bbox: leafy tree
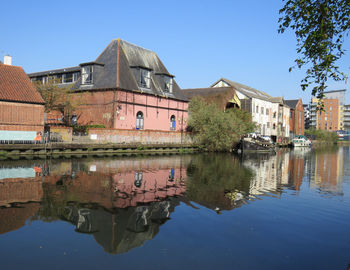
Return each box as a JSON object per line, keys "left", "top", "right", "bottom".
{"left": 305, "top": 128, "right": 338, "bottom": 142}
{"left": 34, "top": 77, "right": 84, "bottom": 124}
{"left": 278, "top": 0, "right": 350, "bottom": 103}
{"left": 187, "top": 97, "right": 255, "bottom": 151}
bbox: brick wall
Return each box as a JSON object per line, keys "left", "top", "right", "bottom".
{"left": 0, "top": 101, "right": 44, "bottom": 132}
{"left": 75, "top": 128, "right": 193, "bottom": 144}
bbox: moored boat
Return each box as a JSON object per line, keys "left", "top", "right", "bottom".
{"left": 291, "top": 135, "right": 312, "bottom": 147}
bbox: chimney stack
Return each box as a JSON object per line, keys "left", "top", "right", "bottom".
{"left": 4, "top": 55, "right": 12, "bottom": 65}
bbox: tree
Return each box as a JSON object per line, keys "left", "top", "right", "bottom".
{"left": 187, "top": 97, "right": 255, "bottom": 151}
{"left": 34, "top": 77, "right": 83, "bottom": 124}
{"left": 278, "top": 0, "right": 350, "bottom": 103}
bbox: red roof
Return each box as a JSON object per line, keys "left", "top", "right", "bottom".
{"left": 0, "top": 64, "right": 45, "bottom": 104}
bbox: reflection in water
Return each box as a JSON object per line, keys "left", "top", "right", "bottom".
{"left": 0, "top": 147, "right": 349, "bottom": 258}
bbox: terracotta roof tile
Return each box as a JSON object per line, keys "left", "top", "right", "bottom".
{"left": 0, "top": 64, "right": 45, "bottom": 104}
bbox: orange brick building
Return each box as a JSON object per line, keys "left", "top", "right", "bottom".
{"left": 0, "top": 63, "right": 45, "bottom": 134}
{"left": 285, "top": 99, "right": 304, "bottom": 137}
{"left": 311, "top": 98, "right": 339, "bottom": 131}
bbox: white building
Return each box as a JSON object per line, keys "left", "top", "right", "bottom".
{"left": 212, "top": 78, "right": 290, "bottom": 141}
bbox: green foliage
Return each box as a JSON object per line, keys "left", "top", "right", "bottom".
{"left": 305, "top": 128, "right": 338, "bottom": 142}
{"left": 278, "top": 0, "right": 350, "bottom": 100}
{"left": 187, "top": 97, "right": 255, "bottom": 152}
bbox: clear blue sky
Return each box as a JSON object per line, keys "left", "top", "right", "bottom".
{"left": 2, "top": 0, "right": 350, "bottom": 103}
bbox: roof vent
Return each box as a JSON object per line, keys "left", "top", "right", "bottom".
{"left": 4, "top": 55, "right": 12, "bottom": 65}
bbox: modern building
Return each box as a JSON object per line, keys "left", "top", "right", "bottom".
{"left": 211, "top": 78, "right": 290, "bottom": 141}
{"left": 344, "top": 104, "right": 350, "bottom": 132}
{"left": 303, "top": 104, "right": 311, "bottom": 130}
{"left": 323, "top": 89, "right": 346, "bottom": 130}
{"left": 285, "top": 99, "right": 304, "bottom": 137}
{"left": 0, "top": 58, "right": 45, "bottom": 140}
{"left": 310, "top": 98, "right": 339, "bottom": 131}
{"left": 28, "top": 39, "right": 188, "bottom": 132}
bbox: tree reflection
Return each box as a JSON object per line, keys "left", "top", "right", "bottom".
{"left": 185, "top": 154, "right": 254, "bottom": 212}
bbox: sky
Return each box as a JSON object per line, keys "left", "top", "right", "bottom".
{"left": 1, "top": 0, "right": 350, "bottom": 103}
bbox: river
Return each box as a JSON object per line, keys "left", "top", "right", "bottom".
{"left": 0, "top": 146, "right": 349, "bottom": 269}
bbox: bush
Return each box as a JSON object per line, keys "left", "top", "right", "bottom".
{"left": 305, "top": 128, "right": 338, "bottom": 143}
{"left": 187, "top": 97, "right": 255, "bottom": 151}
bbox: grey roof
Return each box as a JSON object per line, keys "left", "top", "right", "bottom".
{"left": 285, "top": 99, "right": 299, "bottom": 109}
{"left": 211, "top": 78, "right": 272, "bottom": 101}
{"left": 28, "top": 39, "right": 187, "bottom": 101}
{"left": 28, "top": 66, "right": 80, "bottom": 77}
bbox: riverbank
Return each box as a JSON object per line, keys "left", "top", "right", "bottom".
{"left": 0, "top": 143, "right": 199, "bottom": 159}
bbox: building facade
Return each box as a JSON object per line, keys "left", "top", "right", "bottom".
{"left": 28, "top": 39, "right": 188, "bottom": 132}
{"left": 285, "top": 99, "right": 304, "bottom": 137}
{"left": 321, "top": 90, "right": 346, "bottom": 130}
{"left": 310, "top": 98, "right": 339, "bottom": 131}
{"left": 0, "top": 61, "right": 45, "bottom": 140}
{"left": 344, "top": 104, "right": 350, "bottom": 132}
{"left": 211, "top": 78, "right": 290, "bottom": 141}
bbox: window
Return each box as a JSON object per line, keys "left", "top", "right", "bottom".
{"left": 168, "top": 168, "right": 175, "bottom": 182}
{"left": 273, "top": 123, "right": 276, "bottom": 129}
{"left": 134, "top": 172, "right": 143, "bottom": 187}
{"left": 273, "top": 112, "right": 276, "bottom": 118}
{"left": 42, "top": 76, "right": 48, "bottom": 84}
{"left": 170, "top": 115, "right": 176, "bottom": 131}
{"left": 82, "top": 66, "right": 93, "bottom": 84}
{"left": 73, "top": 72, "right": 80, "bottom": 82}
{"left": 63, "top": 73, "right": 73, "bottom": 83}
{"left": 256, "top": 106, "right": 259, "bottom": 114}
{"left": 136, "top": 111, "right": 144, "bottom": 130}
{"left": 290, "top": 111, "right": 293, "bottom": 118}
{"left": 266, "top": 108, "right": 269, "bottom": 115}
{"left": 140, "top": 68, "right": 151, "bottom": 88}
{"left": 261, "top": 107, "right": 264, "bottom": 114}
{"left": 267, "top": 122, "right": 270, "bottom": 128}
{"left": 164, "top": 76, "right": 173, "bottom": 93}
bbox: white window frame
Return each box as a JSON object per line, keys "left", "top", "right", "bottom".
{"left": 140, "top": 68, "right": 151, "bottom": 89}
{"left": 82, "top": 66, "right": 93, "bottom": 84}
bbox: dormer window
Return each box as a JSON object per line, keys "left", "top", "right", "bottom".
{"left": 82, "top": 66, "right": 93, "bottom": 84}
{"left": 164, "top": 76, "right": 173, "bottom": 93}
{"left": 140, "top": 68, "right": 151, "bottom": 89}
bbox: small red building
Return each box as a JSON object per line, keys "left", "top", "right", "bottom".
{"left": 285, "top": 99, "right": 304, "bottom": 137}
{"left": 0, "top": 62, "right": 45, "bottom": 140}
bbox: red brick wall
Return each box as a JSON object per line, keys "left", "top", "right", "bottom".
{"left": 0, "top": 101, "right": 44, "bottom": 132}
{"left": 83, "top": 128, "right": 193, "bottom": 144}
{"left": 290, "top": 99, "right": 305, "bottom": 136}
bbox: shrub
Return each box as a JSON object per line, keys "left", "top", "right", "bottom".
{"left": 187, "top": 97, "right": 255, "bottom": 151}
{"left": 305, "top": 128, "right": 338, "bottom": 143}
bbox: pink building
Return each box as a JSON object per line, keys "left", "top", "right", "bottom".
{"left": 28, "top": 39, "right": 188, "bottom": 132}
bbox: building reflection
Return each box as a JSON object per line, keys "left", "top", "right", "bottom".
{"left": 0, "top": 147, "right": 348, "bottom": 253}
{"left": 242, "top": 150, "right": 290, "bottom": 196}
{"left": 309, "top": 146, "right": 345, "bottom": 195}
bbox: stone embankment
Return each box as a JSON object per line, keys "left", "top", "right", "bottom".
{"left": 0, "top": 143, "right": 198, "bottom": 159}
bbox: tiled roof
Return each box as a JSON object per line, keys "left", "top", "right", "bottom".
{"left": 0, "top": 64, "right": 45, "bottom": 104}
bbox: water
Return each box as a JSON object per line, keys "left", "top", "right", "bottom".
{"left": 0, "top": 147, "right": 350, "bottom": 270}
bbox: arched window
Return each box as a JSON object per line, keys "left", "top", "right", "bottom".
{"left": 170, "top": 115, "right": 176, "bottom": 130}
{"left": 134, "top": 172, "right": 143, "bottom": 187}
{"left": 136, "top": 111, "right": 144, "bottom": 130}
